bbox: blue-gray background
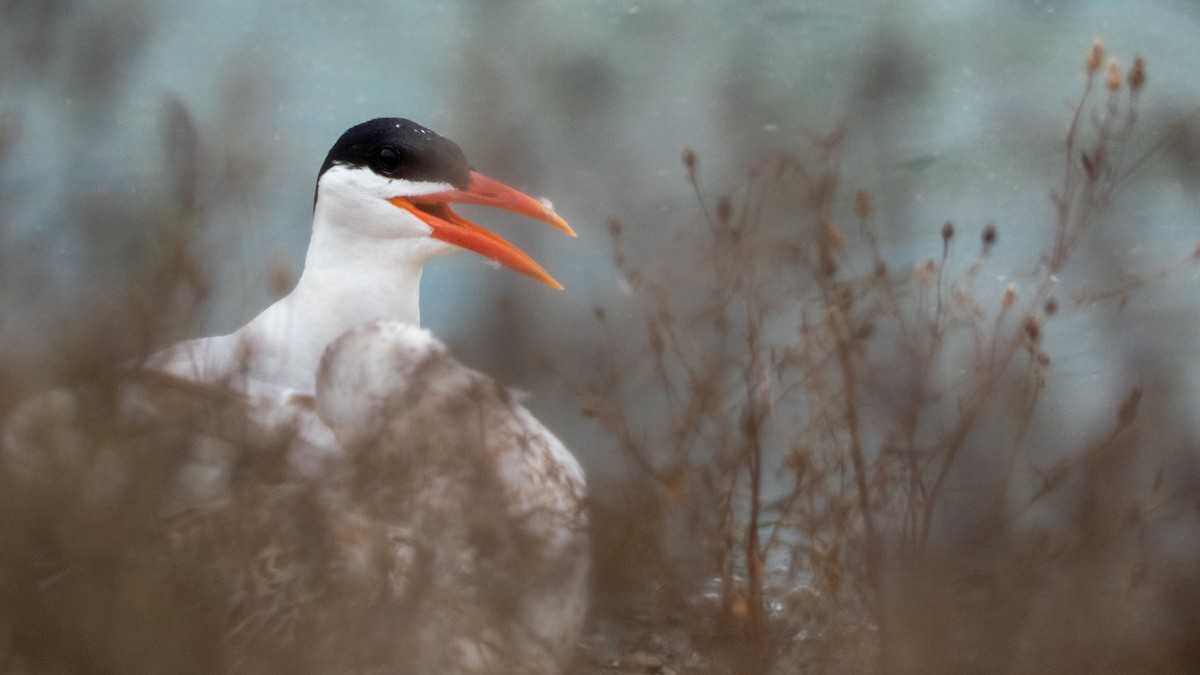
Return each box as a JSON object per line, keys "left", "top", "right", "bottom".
{"left": 2, "top": 0, "right": 1199, "bottom": 488}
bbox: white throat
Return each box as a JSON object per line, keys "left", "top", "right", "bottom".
{"left": 160, "top": 165, "right": 459, "bottom": 392}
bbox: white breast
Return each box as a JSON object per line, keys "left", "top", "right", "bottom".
{"left": 133, "top": 320, "right": 589, "bottom": 674}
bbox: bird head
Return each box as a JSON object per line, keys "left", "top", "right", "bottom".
{"left": 313, "top": 118, "right": 574, "bottom": 289}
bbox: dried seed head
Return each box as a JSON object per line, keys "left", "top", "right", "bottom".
{"left": 785, "top": 446, "right": 811, "bottom": 475}
{"left": 1023, "top": 315, "right": 1041, "bottom": 343}
{"left": 941, "top": 220, "right": 955, "bottom": 243}
{"left": 821, "top": 257, "right": 838, "bottom": 278}
{"left": 608, "top": 217, "right": 623, "bottom": 238}
{"left": 855, "top": 189, "right": 872, "bottom": 220}
{"left": 982, "top": 222, "right": 997, "bottom": 253}
{"left": 580, "top": 400, "right": 601, "bottom": 419}
{"left": 825, "top": 219, "right": 846, "bottom": 253}
{"left": 1002, "top": 283, "right": 1017, "bottom": 310}
{"left": 916, "top": 259, "right": 936, "bottom": 283}
{"left": 716, "top": 194, "right": 733, "bottom": 223}
{"left": 657, "top": 466, "right": 686, "bottom": 505}
{"left": 608, "top": 218, "right": 626, "bottom": 268}
{"left": 1044, "top": 297, "right": 1059, "bottom": 316}
{"left": 1106, "top": 58, "right": 1122, "bottom": 92}
{"left": 592, "top": 305, "right": 607, "bottom": 322}
{"left": 1128, "top": 55, "right": 1146, "bottom": 91}
{"left": 874, "top": 260, "right": 887, "bottom": 278}
{"left": 682, "top": 147, "right": 696, "bottom": 171}
{"left": 853, "top": 320, "right": 875, "bottom": 341}
{"left": 1087, "top": 39, "right": 1105, "bottom": 74}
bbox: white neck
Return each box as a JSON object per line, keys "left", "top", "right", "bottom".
{"left": 157, "top": 165, "right": 460, "bottom": 392}
{"left": 226, "top": 185, "right": 454, "bottom": 391}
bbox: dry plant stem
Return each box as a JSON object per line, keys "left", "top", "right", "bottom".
{"left": 1055, "top": 64, "right": 1096, "bottom": 265}
{"left": 856, "top": 212, "right": 931, "bottom": 539}
{"left": 1019, "top": 386, "right": 1142, "bottom": 515}
{"left": 917, "top": 62, "right": 1143, "bottom": 552}
{"left": 805, "top": 158, "right": 878, "bottom": 561}
{"left": 1072, "top": 253, "right": 1198, "bottom": 305}
{"left": 1116, "top": 103, "right": 1200, "bottom": 187}
{"left": 740, "top": 232, "right": 768, "bottom": 646}
{"left": 989, "top": 339, "right": 1047, "bottom": 520}
{"left": 691, "top": 160, "right": 773, "bottom": 641}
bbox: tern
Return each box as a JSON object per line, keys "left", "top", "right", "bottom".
{"left": 125, "top": 119, "right": 589, "bottom": 673}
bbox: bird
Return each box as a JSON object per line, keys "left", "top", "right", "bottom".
{"left": 152, "top": 117, "right": 575, "bottom": 393}
{"left": 1, "top": 119, "right": 588, "bottom": 674}
{"left": 133, "top": 321, "right": 588, "bottom": 675}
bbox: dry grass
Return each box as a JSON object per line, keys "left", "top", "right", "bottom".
{"left": 574, "top": 43, "right": 1200, "bottom": 674}
{"left": 1, "top": 25, "right": 1199, "bottom": 675}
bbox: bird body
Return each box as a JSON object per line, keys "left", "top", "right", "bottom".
{"left": 144, "top": 322, "right": 587, "bottom": 675}
{"left": 314, "top": 321, "right": 588, "bottom": 674}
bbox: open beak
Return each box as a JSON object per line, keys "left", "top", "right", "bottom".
{"left": 387, "top": 170, "right": 574, "bottom": 289}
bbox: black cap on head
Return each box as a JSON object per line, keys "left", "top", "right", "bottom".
{"left": 317, "top": 118, "right": 473, "bottom": 190}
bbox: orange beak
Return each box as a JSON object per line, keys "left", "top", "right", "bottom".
{"left": 387, "top": 170, "right": 574, "bottom": 289}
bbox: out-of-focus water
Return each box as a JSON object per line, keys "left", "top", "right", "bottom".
{"left": 2, "top": 0, "right": 1199, "bottom": 479}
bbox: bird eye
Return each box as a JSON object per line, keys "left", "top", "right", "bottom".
{"left": 375, "top": 146, "right": 401, "bottom": 173}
